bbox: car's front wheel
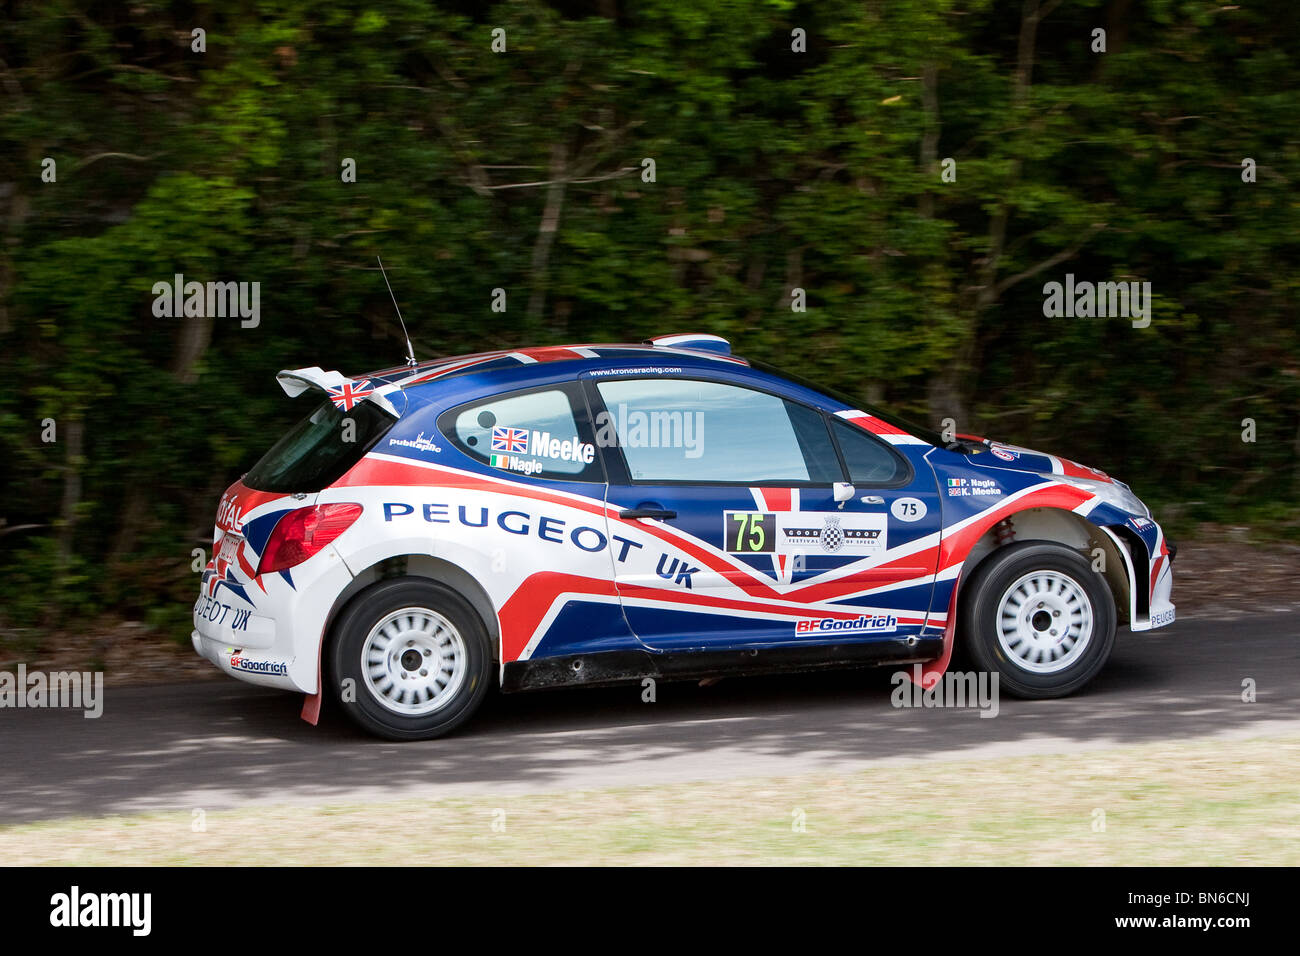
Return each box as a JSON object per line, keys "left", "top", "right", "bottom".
{"left": 329, "top": 578, "right": 492, "bottom": 740}
{"left": 960, "top": 542, "right": 1116, "bottom": 698}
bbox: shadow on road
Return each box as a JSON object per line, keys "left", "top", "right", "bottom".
{"left": 1, "top": 613, "right": 1296, "bottom": 824}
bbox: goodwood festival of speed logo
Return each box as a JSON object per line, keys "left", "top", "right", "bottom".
{"left": 821, "top": 516, "right": 844, "bottom": 552}
{"left": 784, "top": 516, "right": 871, "bottom": 553}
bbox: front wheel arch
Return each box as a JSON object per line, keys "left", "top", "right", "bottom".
{"left": 958, "top": 507, "right": 1131, "bottom": 626}
{"left": 957, "top": 540, "right": 1117, "bottom": 698}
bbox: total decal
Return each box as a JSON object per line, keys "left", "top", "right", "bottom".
{"left": 723, "top": 510, "right": 888, "bottom": 556}
{"left": 489, "top": 426, "right": 594, "bottom": 475}
{"left": 214, "top": 491, "right": 246, "bottom": 533}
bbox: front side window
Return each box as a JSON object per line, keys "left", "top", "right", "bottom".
{"left": 440, "top": 386, "right": 601, "bottom": 482}
{"left": 832, "top": 419, "right": 909, "bottom": 485}
{"left": 594, "top": 378, "right": 838, "bottom": 484}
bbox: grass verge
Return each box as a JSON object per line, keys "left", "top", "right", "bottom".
{"left": 4, "top": 734, "right": 1298, "bottom": 865}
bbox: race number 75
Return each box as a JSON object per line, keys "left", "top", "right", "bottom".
{"left": 725, "top": 512, "right": 775, "bottom": 553}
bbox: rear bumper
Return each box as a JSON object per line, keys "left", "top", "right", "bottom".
{"left": 191, "top": 624, "right": 302, "bottom": 691}
{"left": 191, "top": 543, "right": 355, "bottom": 693}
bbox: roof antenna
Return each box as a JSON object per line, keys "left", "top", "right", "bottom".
{"left": 377, "top": 254, "right": 418, "bottom": 369}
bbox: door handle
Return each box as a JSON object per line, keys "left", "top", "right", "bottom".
{"left": 860, "top": 495, "right": 885, "bottom": 505}
{"left": 619, "top": 507, "right": 677, "bottom": 521}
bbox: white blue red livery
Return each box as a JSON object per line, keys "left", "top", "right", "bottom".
{"left": 193, "top": 334, "right": 1175, "bottom": 739}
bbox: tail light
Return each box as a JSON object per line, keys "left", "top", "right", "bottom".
{"left": 259, "top": 503, "right": 363, "bottom": 575}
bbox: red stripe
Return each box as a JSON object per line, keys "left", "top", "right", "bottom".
{"left": 1059, "top": 458, "right": 1111, "bottom": 481}
{"left": 336, "top": 457, "right": 615, "bottom": 517}
{"left": 761, "top": 487, "right": 793, "bottom": 511}
{"left": 785, "top": 484, "right": 1092, "bottom": 605}
{"left": 499, "top": 571, "right": 928, "bottom": 663}
{"left": 516, "top": 346, "right": 586, "bottom": 363}
{"left": 340, "top": 457, "right": 1092, "bottom": 609}
{"left": 841, "top": 412, "right": 910, "bottom": 437}
{"left": 498, "top": 572, "right": 619, "bottom": 661}
{"left": 404, "top": 352, "right": 510, "bottom": 384}
{"left": 936, "top": 485, "right": 1093, "bottom": 572}
{"left": 619, "top": 583, "right": 926, "bottom": 625}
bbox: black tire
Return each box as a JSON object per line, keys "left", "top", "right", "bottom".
{"left": 960, "top": 541, "right": 1116, "bottom": 699}
{"left": 328, "top": 577, "right": 492, "bottom": 740}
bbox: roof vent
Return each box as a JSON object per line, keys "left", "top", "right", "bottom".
{"left": 645, "top": 333, "right": 731, "bottom": 356}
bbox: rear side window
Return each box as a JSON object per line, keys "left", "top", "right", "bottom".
{"left": 245, "top": 399, "right": 394, "bottom": 493}
{"left": 594, "top": 378, "right": 839, "bottom": 484}
{"left": 440, "top": 386, "right": 602, "bottom": 482}
{"left": 832, "top": 419, "right": 909, "bottom": 485}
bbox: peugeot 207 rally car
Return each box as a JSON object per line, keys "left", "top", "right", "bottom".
{"left": 193, "top": 334, "right": 1175, "bottom": 740}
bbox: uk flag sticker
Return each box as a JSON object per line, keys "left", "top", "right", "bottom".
{"left": 491, "top": 426, "right": 529, "bottom": 454}
{"left": 326, "top": 379, "right": 375, "bottom": 411}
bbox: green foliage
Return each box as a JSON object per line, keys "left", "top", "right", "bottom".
{"left": 1, "top": 0, "right": 1298, "bottom": 625}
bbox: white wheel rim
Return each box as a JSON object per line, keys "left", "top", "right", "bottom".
{"left": 361, "top": 606, "right": 468, "bottom": 716}
{"left": 995, "top": 570, "right": 1094, "bottom": 675}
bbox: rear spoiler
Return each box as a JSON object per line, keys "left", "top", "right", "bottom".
{"left": 276, "top": 367, "right": 404, "bottom": 417}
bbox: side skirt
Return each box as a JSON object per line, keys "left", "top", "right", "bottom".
{"left": 501, "top": 637, "right": 945, "bottom": 693}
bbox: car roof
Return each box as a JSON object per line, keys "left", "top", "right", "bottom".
{"left": 360, "top": 335, "right": 751, "bottom": 392}
{"left": 282, "top": 332, "right": 939, "bottom": 447}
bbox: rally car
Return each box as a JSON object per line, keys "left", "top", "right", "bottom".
{"left": 193, "top": 334, "right": 1175, "bottom": 740}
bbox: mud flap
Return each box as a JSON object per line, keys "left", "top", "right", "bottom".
{"left": 907, "top": 574, "right": 960, "bottom": 691}
{"left": 300, "top": 646, "right": 324, "bottom": 725}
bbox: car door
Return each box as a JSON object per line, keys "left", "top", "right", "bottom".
{"left": 585, "top": 375, "right": 941, "bottom": 651}
{"left": 432, "top": 381, "right": 637, "bottom": 664}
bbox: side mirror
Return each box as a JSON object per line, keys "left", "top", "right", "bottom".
{"left": 833, "top": 482, "right": 855, "bottom": 507}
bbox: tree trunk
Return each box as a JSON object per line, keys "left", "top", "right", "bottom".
{"left": 527, "top": 142, "right": 569, "bottom": 330}
{"left": 53, "top": 416, "right": 85, "bottom": 624}
{"left": 930, "top": 0, "right": 1051, "bottom": 431}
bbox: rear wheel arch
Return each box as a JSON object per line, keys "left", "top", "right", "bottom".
{"left": 326, "top": 575, "right": 493, "bottom": 739}
{"left": 322, "top": 553, "right": 501, "bottom": 668}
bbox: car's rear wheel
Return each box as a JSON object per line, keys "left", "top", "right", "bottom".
{"left": 329, "top": 578, "right": 492, "bottom": 740}
{"left": 960, "top": 542, "right": 1116, "bottom": 698}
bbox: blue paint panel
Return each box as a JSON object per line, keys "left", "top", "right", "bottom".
{"left": 527, "top": 600, "right": 642, "bottom": 659}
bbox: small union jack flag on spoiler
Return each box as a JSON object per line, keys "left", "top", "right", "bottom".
{"left": 491, "top": 426, "right": 529, "bottom": 453}
{"left": 326, "top": 379, "right": 375, "bottom": 411}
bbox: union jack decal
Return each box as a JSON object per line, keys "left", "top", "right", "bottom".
{"left": 491, "top": 426, "right": 529, "bottom": 454}
{"left": 326, "top": 379, "right": 375, "bottom": 411}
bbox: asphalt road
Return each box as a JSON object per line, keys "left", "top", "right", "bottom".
{"left": 2, "top": 612, "right": 1297, "bottom": 825}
